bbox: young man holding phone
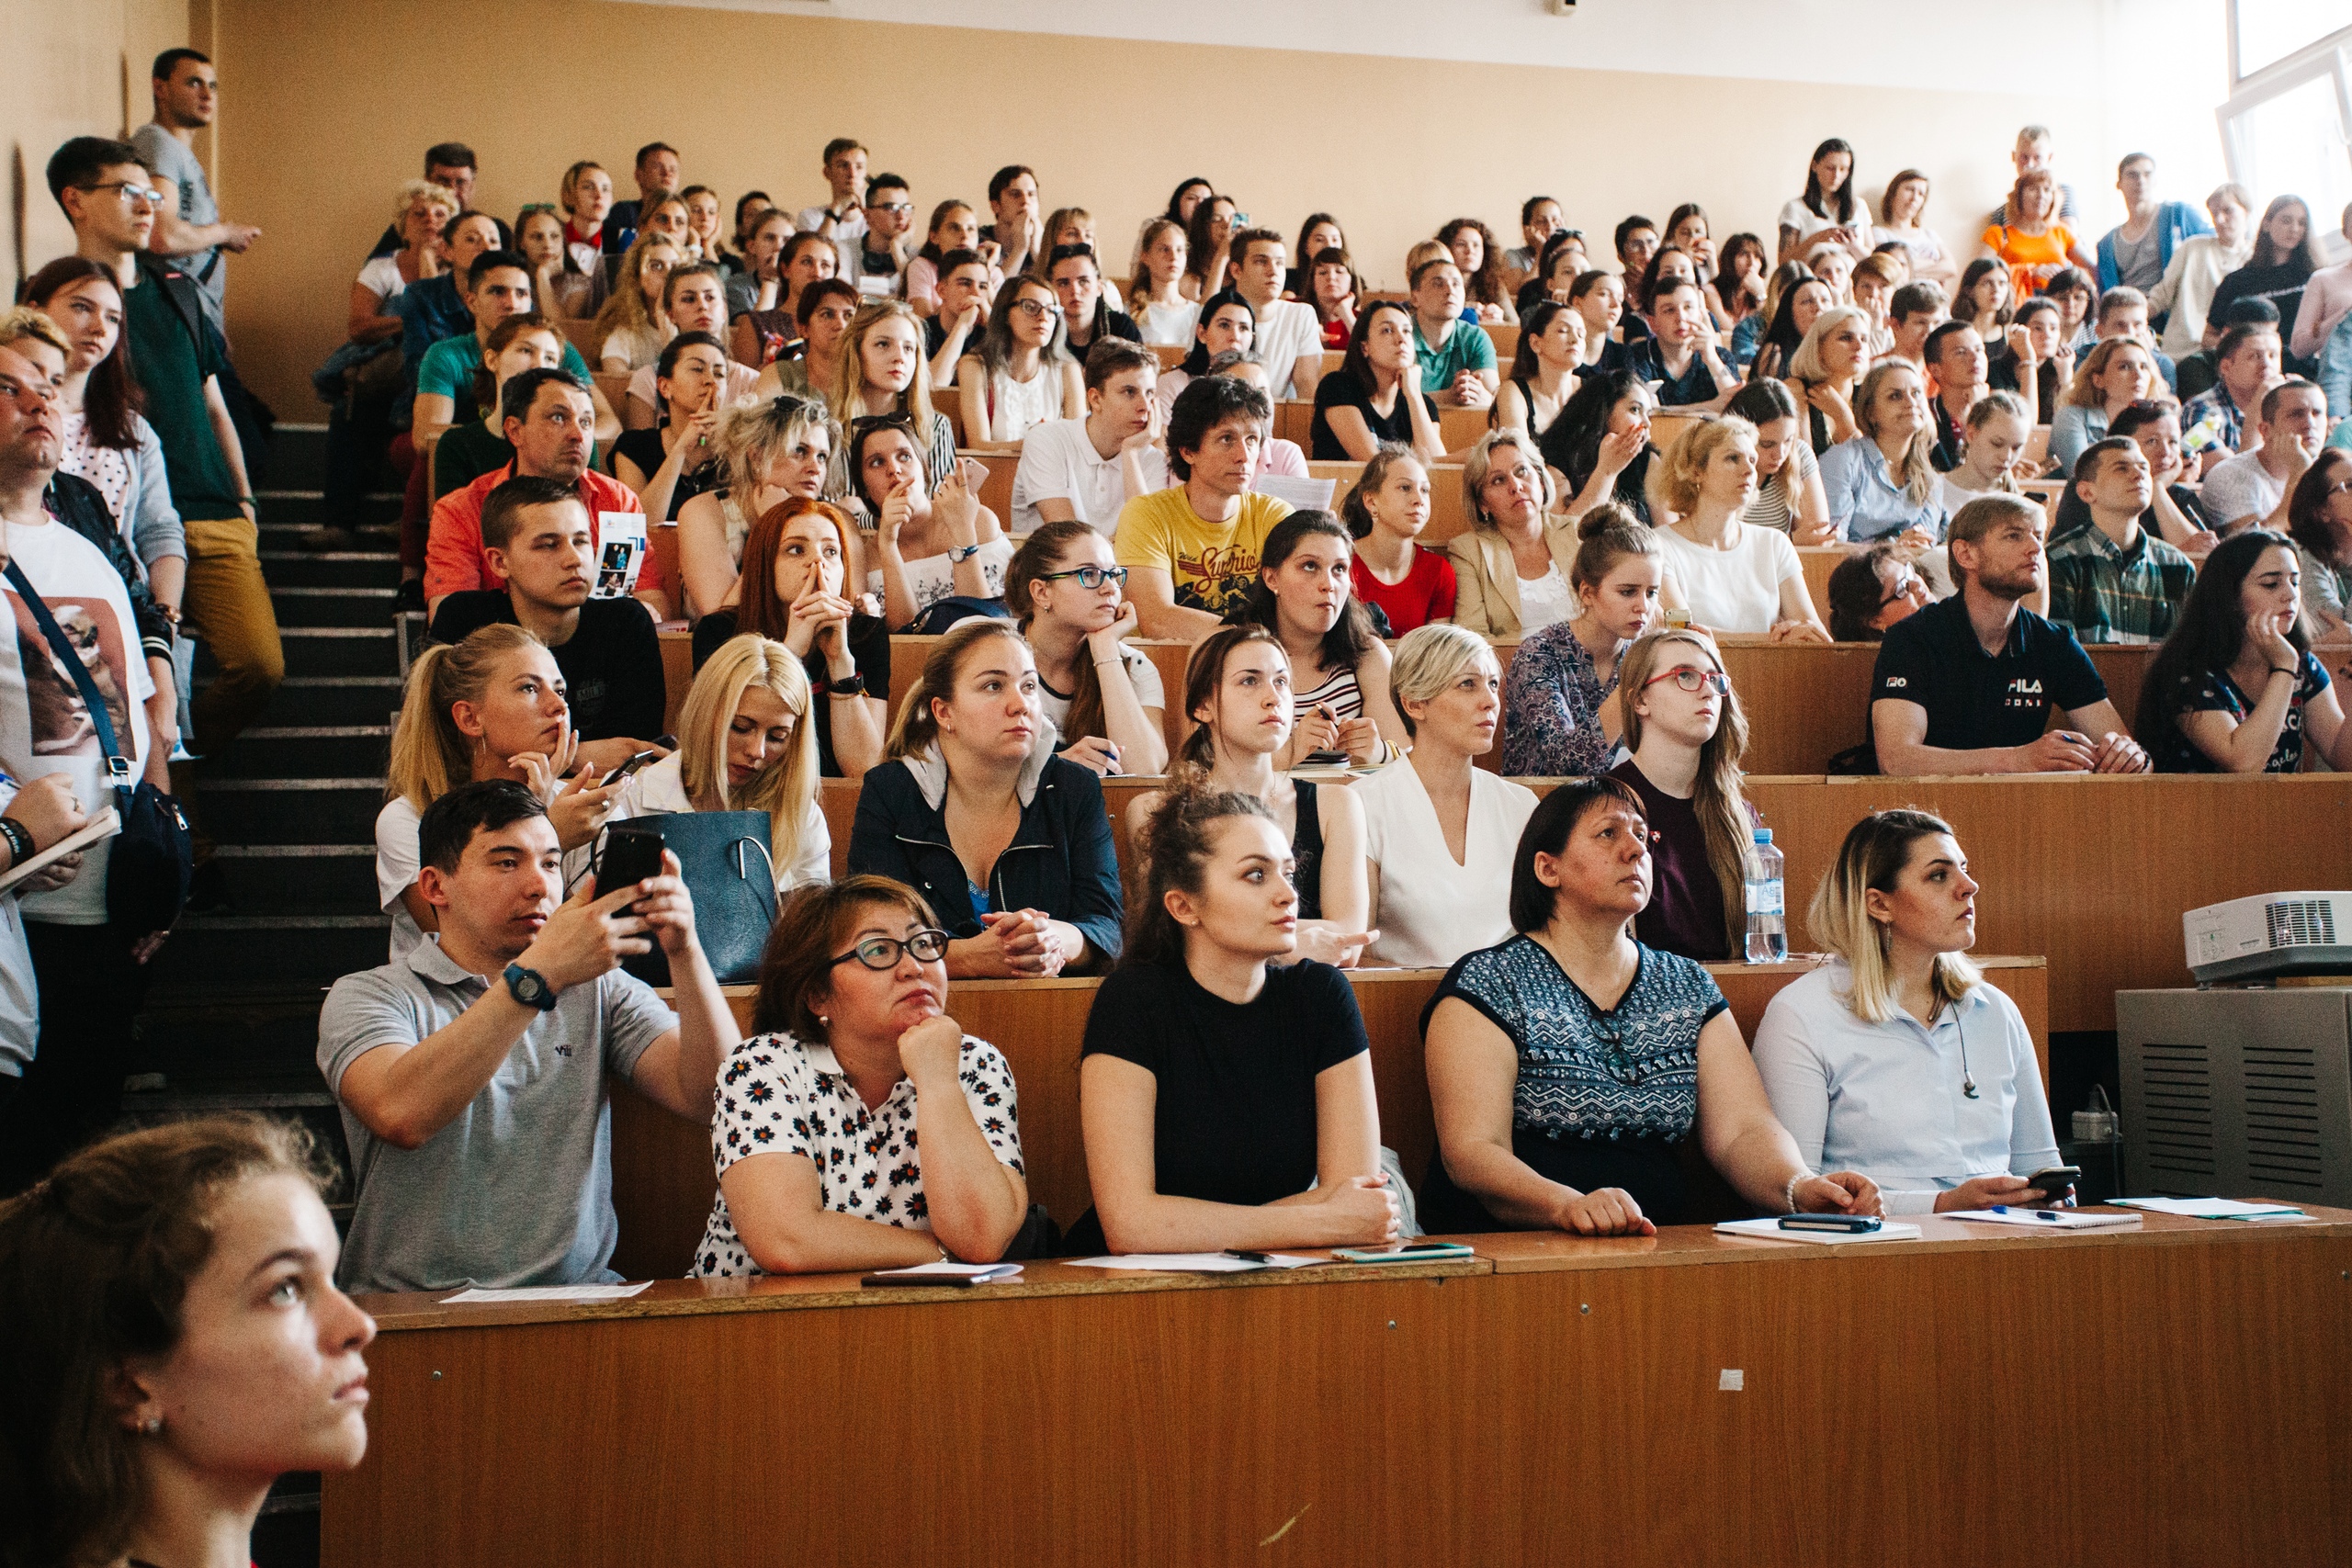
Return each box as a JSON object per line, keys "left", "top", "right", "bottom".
{"left": 427, "top": 476, "right": 669, "bottom": 773}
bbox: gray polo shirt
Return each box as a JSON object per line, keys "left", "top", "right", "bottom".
{"left": 129, "top": 124, "right": 223, "bottom": 330}
{"left": 318, "top": 937, "right": 676, "bottom": 1295}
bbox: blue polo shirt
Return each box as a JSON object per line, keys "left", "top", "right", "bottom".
{"left": 1870, "top": 594, "right": 2106, "bottom": 751}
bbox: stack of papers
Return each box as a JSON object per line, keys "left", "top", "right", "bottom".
{"left": 441, "top": 1282, "right": 652, "bottom": 1303}
{"left": 1944, "top": 1208, "right": 2143, "bottom": 1231}
{"left": 860, "top": 1260, "right": 1023, "bottom": 1286}
{"left": 2111, "top": 1197, "right": 2310, "bottom": 1221}
{"left": 1713, "top": 1218, "right": 1922, "bottom": 1245}
{"left": 1063, "top": 1252, "right": 1322, "bottom": 1272}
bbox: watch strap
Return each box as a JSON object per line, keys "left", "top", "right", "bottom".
{"left": 503, "top": 963, "right": 559, "bottom": 1011}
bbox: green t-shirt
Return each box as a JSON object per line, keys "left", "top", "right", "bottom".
{"left": 1413, "top": 316, "right": 1497, "bottom": 397}
{"left": 415, "top": 333, "right": 593, "bottom": 422}
{"left": 122, "top": 262, "right": 241, "bottom": 522}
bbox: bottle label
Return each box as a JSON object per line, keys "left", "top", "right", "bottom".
{"left": 1746, "top": 877, "right": 1783, "bottom": 917}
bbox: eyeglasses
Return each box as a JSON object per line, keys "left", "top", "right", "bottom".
{"left": 1035, "top": 564, "right": 1128, "bottom": 590}
{"left": 1010, "top": 298, "right": 1055, "bottom": 320}
{"left": 1879, "top": 571, "right": 1926, "bottom": 608}
{"left": 78, "top": 181, "right": 162, "bottom": 209}
{"left": 1642, "top": 666, "right": 1731, "bottom": 695}
{"left": 828, "top": 929, "right": 951, "bottom": 971}
{"left": 871, "top": 202, "right": 914, "bottom": 215}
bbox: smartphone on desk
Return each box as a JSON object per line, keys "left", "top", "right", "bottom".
{"left": 1331, "top": 1242, "right": 1476, "bottom": 1263}
{"left": 1779, "top": 1213, "right": 1883, "bottom": 1234}
{"left": 595, "top": 828, "right": 666, "bottom": 901}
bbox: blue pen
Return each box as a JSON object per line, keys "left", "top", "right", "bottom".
{"left": 1988, "top": 1206, "right": 2064, "bottom": 1221}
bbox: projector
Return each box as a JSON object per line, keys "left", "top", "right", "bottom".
{"left": 2184, "top": 892, "right": 2352, "bottom": 985}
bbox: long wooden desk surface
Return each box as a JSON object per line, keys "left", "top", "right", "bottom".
{"left": 325, "top": 1208, "right": 2352, "bottom": 1567}
{"left": 611, "top": 960, "right": 2047, "bottom": 1281}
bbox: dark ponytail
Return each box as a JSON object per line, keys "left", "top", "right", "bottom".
{"left": 1125, "top": 786, "right": 1278, "bottom": 966}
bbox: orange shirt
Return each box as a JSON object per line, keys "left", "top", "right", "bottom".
{"left": 1981, "top": 222, "right": 2077, "bottom": 302}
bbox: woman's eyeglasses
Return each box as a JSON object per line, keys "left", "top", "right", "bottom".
{"left": 1010, "top": 298, "right": 1056, "bottom": 321}
{"left": 1642, "top": 666, "right": 1731, "bottom": 695}
{"left": 829, "top": 929, "right": 951, "bottom": 971}
{"left": 1035, "top": 565, "right": 1128, "bottom": 590}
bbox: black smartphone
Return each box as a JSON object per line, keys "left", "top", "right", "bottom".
{"left": 610, "top": 749, "right": 659, "bottom": 781}
{"left": 1779, "top": 1213, "right": 1883, "bottom": 1234}
{"left": 596, "top": 828, "right": 665, "bottom": 901}
{"left": 1296, "top": 750, "right": 1351, "bottom": 767}
{"left": 2024, "top": 1166, "right": 2081, "bottom": 1201}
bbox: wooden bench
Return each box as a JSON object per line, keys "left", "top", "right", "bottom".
{"left": 1273, "top": 402, "right": 1490, "bottom": 453}
{"left": 610, "top": 957, "right": 2052, "bottom": 1276}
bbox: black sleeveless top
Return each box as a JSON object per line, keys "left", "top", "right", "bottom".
{"left": 1291, "top": 780, "right": 1325, "bottom": 921}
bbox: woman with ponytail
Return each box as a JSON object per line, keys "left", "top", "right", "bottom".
{"left": 1004, "top": 521, "right": 1168, "bottom": 778}
{"left": 1608, "top": 628, "right": 1762, "bottom": 962}
{"left": 1500, "top": 504, "right": 1665, "bottom": 776}
{"left": 377, "top": 625, "right": 623, "bottom": 960}
{"left": 1124, "top": 626, "right": 1373, "bottom": 968}
{"left": 1070, "top": 788, "right": 1399, "bottom": 1257}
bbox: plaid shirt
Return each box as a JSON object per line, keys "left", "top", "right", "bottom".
{"left": 2179, "top": 383, "right": 2245, "bottom": 460}
{"left": 2046, "top": 523, "right": 2196, "bottom": 645}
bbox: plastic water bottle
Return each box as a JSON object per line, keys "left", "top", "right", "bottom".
{"left": 1744, "top": 828, "right": 1786, "bottom": 964}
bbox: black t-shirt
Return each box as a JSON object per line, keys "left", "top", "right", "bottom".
{"left": 1080, "top": 958, "right": 1368, "bottom": 1210}
{"left": 427, "top": 593, "right": 668, "bottom": 743}
{"left": 1309, "top": 367, "right": 1435, "bottom": 460}
{"left": 691, "top": 609, "right": 889, "bottom": 778}
{"left": 2210, "top": 262, "right": 2313, "bottom": 369}
{"left": 1065, "top": 310, "right": 1144, "bottom": 368}
{"left": 1986, "top": 351, "right": 2061, "bottom": 424}
{"left": 1623, "top": 337, "right": 1723, "bottom": 408}
{"left": 924, "top": 311, "right": 975, "bottom": 362}
{"left": 1928, "top": 393, "right": 1968, "bottom": 472}
{"left": 610, "top": 428, "right": 722, "bottom": 523}
{"left": 1870, "top": 593, "right": 2106, "bottom": 753}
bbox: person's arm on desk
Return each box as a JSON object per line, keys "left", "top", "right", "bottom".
{"left": 1695, "top": 1011, "right": 1883, "bottom": 1217}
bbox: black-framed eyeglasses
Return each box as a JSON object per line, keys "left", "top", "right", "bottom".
{"left": 78, "top": 180, "right": 162, "bottom": 209}
{"left": 828, "top": 929, "right": 951, "bottom": 971}
{"left": 1010, "top": 298, "right": 1055, "bottom": 320}
{"left": 1035, "top": 564, "right": 1127, "bottom": 590}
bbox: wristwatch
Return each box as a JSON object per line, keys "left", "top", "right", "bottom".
{"left": 945, "top": 542, "right": 984, "bottom": 564}
{"left": 503, "top": 963, "right": 559, "bottom": 1011}
{"left": 826, "top": 670, "right": 866, "bottom": 697}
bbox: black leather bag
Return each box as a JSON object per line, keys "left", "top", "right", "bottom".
{"left": 601, "top": 809, "right": 778, "bottom": 987}
{"left": 5, "top": 559, "right": 192, "bottom": 931}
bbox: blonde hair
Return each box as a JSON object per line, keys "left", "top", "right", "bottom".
{"left": 1852, "top": 361, "right": 1939, "bottom": 507}
{"left": 677, "top": 636, "right": 818, "bottom": 875}
{"left": 1405, "top": 238, "right": 1449, "bottom": 276}
{"left": 714, "top": 393, "right": 840, "bottom": 503}
{"left": 395, "top": 178, "right": 458, "bottom": 227}
{"left": 592, "top": 232, "right": 680, "bottom": 343}
{"left": 384, "top": 625, "right": 546, "bottom": 812}
{"left": 2064, "top": 338, "right": 2155, "bottom": 410}
{"left": 1618, "top": 628, "right": 1755, "bottom": 953}
{"left": 828, "top": 299, "right": 938, "bottom": 432}
{"left": 0, "top": 306, "right": 71, "bottom": 360}
{"left": 1785, "top": 304, "right": 1871, "bottom": 385}
{"left": 1958, "top": 389, "right": 2031, "bottom": 492}
{"left": 1805, "top": 807, "right": 1982, "bottom": 1023}
{"left": 885, "top": 618, "right": 1031, "bottom": 759}
{"left": 1462, "top": 428, "right": 1549, "bottom": 527}
{"left": 1659, "top": 414, "right": 1756, "bottom": 515}
{"left": 1388, "top": 623, "right": 1494, "bottom": 741}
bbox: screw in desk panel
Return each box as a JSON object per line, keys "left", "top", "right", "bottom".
{"left": 1387, "top": 1320, "right": 1396, "bottom": 1329}
{"left": 1580, "top": 1303, "right": 1590, "bottom": 1314}
{"left": 430, "top": 1371, "right": 442, "bottom": 1380}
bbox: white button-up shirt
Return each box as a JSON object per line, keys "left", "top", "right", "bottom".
{"left": 1752, "top": 962, "right": 2060, "bottom": 1214}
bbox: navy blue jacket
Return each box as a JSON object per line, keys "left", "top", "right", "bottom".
{"left": 847, "top": 747, "right": 1123, "bottom": 964}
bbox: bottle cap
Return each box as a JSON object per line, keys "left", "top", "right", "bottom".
{"left": 1753, "top": 828, "right": 1771, "bottom": 845}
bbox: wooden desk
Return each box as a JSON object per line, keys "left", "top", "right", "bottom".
{"left": 612, "top": 960, "right": 2047, "bottom": 1280}
{"left": 325, "top": 1210, "right": 2352, "bottom": 1567}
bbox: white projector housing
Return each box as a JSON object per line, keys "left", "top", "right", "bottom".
{"left": 2183, "top": 891, "right": 2352, "bottom": 985}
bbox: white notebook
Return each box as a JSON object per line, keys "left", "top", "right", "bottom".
{"left": 1944, "top": 1208, "right": 2143, "bottom": 1231}
{"left": 1714, "top": 1217, "right": 1922, "bottom": 1245}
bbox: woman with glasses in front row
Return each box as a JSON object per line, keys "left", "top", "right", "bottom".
{"left": 691, "top": 874, "right": 1033, "bottom": 1276}
{"left": 1419, "top": 775, "right": 1883, "bottom": 1237}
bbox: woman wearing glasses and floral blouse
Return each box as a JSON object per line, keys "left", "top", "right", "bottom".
{"left": 691, "top": 874, "right": 1033, "bottom": 1276}
{"left": 1419, "top": 775, "right": 1882, "bottom": 1236}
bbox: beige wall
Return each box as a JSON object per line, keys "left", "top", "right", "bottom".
{"left": 0, "top": 0, "right": 195, "bottom": 301}
{"left": 207, "top": 0, "right": 2101, "bottom": 417}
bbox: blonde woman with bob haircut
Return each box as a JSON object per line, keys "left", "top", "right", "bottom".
{"left": 1782, "top": 302, "right": 1873, "bottom": 455}
{"left": 1654, "top": 416, "right": 1827, "bottom": 640}
{"left": 1354, "top": 624, "right": 1539, "bottom": 968}
{"left": 1753, "top": 807, "right": 2065, "bottom": 1214}
{"left": 377, "top": 625, "right": 623, "bottom": 960}
{"left": 674, "top": 394, "right": 841, "bottom": 620}
{"left": 613, "top": 635, "right": 829, "bottom": 892}
{"left": 1445, "top": 428, "right": 1581, "bottom": 639}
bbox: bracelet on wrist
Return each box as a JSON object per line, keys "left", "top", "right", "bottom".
{"left": 0, "top": 818, "right": 33, "bottom": 865}
{"left": 2273, "top": 665, "right": 2298, "bottom": 678}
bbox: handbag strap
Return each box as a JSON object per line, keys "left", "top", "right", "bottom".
{"left": 729, "top": 836, "right": 775, "bottom": 893}
{"left": 3, "top": 557, "right": 132, "bottom": 804}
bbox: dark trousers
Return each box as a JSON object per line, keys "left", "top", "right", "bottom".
{"left": 0, "top": 921, "right": 146, "bottom": 1194}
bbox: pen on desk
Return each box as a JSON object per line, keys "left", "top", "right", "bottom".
{"left": 1988, "top": 1206, "right": 2064, "bottom": 1221}
{"left": 1223, "top": 1249, "right": 1273, "bottom": 1263}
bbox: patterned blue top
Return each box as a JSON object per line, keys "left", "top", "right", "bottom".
{"left": 1501, "top": 619, "right": 1621, "bottom": 777}
{"left": 1434, "top": 935, "right": 1726, "bottom": 1144}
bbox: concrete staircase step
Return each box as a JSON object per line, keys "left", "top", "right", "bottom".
{"left": 192, "top": 777, "right": 383, "bottom": 843}
{"left": 257, "top": 549, "right": 398, "bottom": 590}
{"left": 250, "top": 675, "right": 403, "bottom": 728}
{"left": 208, "top": 726, "right": 389, "bottom": 779}
{"left": 196, "top": 626, "right": 394, "bottom": 680}
{"left": 268, "top": 586, "right": 400, "bottom": 628}
{"left": 144, "top": 912, "right": 389, "bottom": 987}
{"left": 207, "top": 845, "right": 379, "bottom": 912}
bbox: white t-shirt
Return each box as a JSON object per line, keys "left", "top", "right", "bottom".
{"left": 1034, "top": 643, "right": 1165, "bottom": 744}
{"left": 357, "top": 254, "right": 408, "bottom": 304}
{"left": 1010, "top": 418, "right": 1168, "bottom": 536}
{"left": 1250, "top": 299, "right": 1325, "bottom": 400}
{"left": 1137, "top": 298, "right": 1200, "bottom": 348}
{"left": 1655, "top": 523, "right": 1804, "bottom": 636}
{"left": 868, "top": 536, "right": 1015, "bottom": 623}
{"left": 1357, "top": 761, "right": 1539, "bottom": 970}
{"left": 2199, "top": 449, "right": 2287, "bottom": 532}
{"left": 375, "top": 796, "right": 427, "bottom": 963}
{"left": 1, "top": 518, "right": 156, "bottom": 926}
{"left": 1778, "top": 197, "right": 1859, "bottom": 251}
{"left": 612, "top": 753, "right": 831, "bottom": 892}
{"left": 623, "top": 360, "right": 763, "bottom": 416}
{"left": 601, "top": 320, "right": 674, "bottom": 371}
{"left": 1515, "top": 564, "right": 1576, "bottom": 633}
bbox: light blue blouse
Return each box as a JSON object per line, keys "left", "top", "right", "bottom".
{"left": 2047, "top": 403, "right": 2108, "bottom": 479}
{"left": 1750, "top": 962, "right": 2060, "bottom": 1214}
{"left": 1817, "top": 435, "right": 1946, "bottom": 543}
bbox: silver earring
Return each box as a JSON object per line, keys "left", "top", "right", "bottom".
{"left": 141, "top": 1415, "right": 163, "bottom": 1435}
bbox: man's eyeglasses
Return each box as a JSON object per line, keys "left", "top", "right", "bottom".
{"left": 78, "top": 181, "right": 162, "bottom": 209}
{"left": 870, "top": 202, "right": 914, "bottom": 216}
{"left": 828, "top": 929, "right": 951, "bottom": 971}
{"left": 1035, "top": 565, "right": 1128, "bottom": 591}
{"left": 1642, "top": 666, "right": 1731, "bottom": 695}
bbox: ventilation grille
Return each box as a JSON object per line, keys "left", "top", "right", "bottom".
{"left": 2244, "top": 1043, "right": 2324, "bottom": 1191}
{"left": 2266, "top": 900, "right": 2338, "bottom": 949}
{"left": 2142, "top": 1043, "right": 2215, "bottom": 1179}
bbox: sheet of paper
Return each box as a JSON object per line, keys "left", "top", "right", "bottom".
{"left": 865, "top": 1260, "right": 1024, "bottom": 1280}
{"left": 593, "top": 511, "right": 648, "bottom": 599}
{"left": 1713, "top": 1218, "right": 1923, "bottom": 1245}
{"left": 440, "top": 1282, "right": 652, "bottom": 1303}
{"left": 1943, "top": 1209, "right": 2143, "bottom": 1230}
{"left": 2110, "top": 1197, "right": 2307, "bottom": 1219}
{"left": 1063, "top": 1252, "right": 1321, "bottom": 1272}
{"left": 1253, "top": 473, "right": 1337, "bottom": 512}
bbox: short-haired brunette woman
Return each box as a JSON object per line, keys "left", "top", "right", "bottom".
{"left": 1071, "top": 789, "right": 1399, "bottom": 1256}
{"left": 1754, "top": 808, "right": 2064, "bottom": 1213}
{"left": 692, "top": 874, "right": 1029, "bottom": 1275}
{"left": 0, "top": 1116, "right": 375, "bottom": 1568}
{"left": 1126, "top": 626, "right": 1374, "bottom": 968}
{"left": 1420, "top": 777, "right": 1882, "bottom": 1235}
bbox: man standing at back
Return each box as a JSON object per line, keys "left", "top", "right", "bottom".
{"left": 50, "top": 136, "right": 279, "bottom": 874}
{"left": 129, "top": 49, "right": 262, "bottom": 339}
{"left": 2097, "top": 154, "right": 2211, "bottom": 298}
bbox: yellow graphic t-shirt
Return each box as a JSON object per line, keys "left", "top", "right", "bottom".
{"left": 1112, "top": 488, "right": 1294, "bottom": 620}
